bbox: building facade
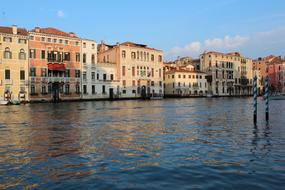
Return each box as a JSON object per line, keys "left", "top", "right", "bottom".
{"left": 164, "top": 65, "right": 207, "bottom": 97}
{"left": 28, "top": 27, "right": 82, "bottom": 102}
{"left": 98, "top": 42, "right": 164, "bottom": 99}
{"left": 0, "top": 25, "right": 29, "bottom": 102}
{"left": 200, "top": 51, "right": 253, "bottom": 96}
{"left": 253, "top": 55, "right": 285, "bottom": 93}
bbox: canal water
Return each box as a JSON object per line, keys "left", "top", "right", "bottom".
{"left": 0, "top": 98, "right": 284, "bottom": 189}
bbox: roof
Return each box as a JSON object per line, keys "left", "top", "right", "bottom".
{"left": 202, "top": 51, "right": 242, "bottom": 57}
{"left": 165, "top": 69, "right": 206, "bottom": 75}
{"left": 100, "top": 41, "right": 162, "bottom": 52}
{"left": 30, "top": 27, "right": 78, "bottom": 38}
{"left": 0, "top": 26, "right": 28, "bottom": 36}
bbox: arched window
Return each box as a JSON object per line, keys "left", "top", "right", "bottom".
{"left": 83, "top": 53, "right": 86, "bottom": 63}
{"left": 4, "top": 47, "right": 12, "bottom": 59}
{"left": 19, "top": 49, "right": 26, "bottom": 60}
{"left": 91, "top": 54, "right": 95, "bottom": 64}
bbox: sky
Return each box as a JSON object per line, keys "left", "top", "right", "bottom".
{"left": 1, "top": 0, "right": 285, "bottom": 60}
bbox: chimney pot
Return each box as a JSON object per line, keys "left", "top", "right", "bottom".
{"left": 12, "top": 25, "right": 17, "bottom": 35}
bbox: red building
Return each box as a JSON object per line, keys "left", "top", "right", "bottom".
{"left": 28, "top": 27, "right": 82, "bottom": 102}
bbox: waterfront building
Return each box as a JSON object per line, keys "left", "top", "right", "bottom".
{"left": 80, "top": 39, "right": 97, "bottom": 99}
{"left": 200, "top": 51, "right": 253, "bottom": 96}
{"left": 253, "top": 55, "right": 285, "bottom": 93}
{"left": 28, "top": 27, "right": 81, "bottom": 102}
{"left": 0, "top": 25, "right": 29, "bottom": 102}
{"left": 94, "top": 62, "right": 120, "bottom": 99}
{"left": 164, "top": 64, "right": 207, "bottom": 97}
{"left": 98, "top": 41, "right": 164, "bottom": 98}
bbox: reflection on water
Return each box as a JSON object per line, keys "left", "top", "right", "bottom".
{"left": 0, "top": 98, "right": 285, "bottom": 189}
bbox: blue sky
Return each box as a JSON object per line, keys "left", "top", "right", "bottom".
{"left": 1, "top": 0, "right": 285, "bottom": 60}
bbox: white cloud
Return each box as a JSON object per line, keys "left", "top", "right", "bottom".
{"left": 167, "top": 27, "right": 285, "bottom": 61}
{"left": 205, "top": 35, "right": 248, "bottom": 49}
{"left": 170, "top": 41, "right": 201, "bottom": 55}
{"left": 56, "top": 10, "right": 65, "bottom": 18}
{"left": 169, "top": 35, "right": 248, "bottom": 58}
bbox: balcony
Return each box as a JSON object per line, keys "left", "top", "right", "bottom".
{"left": 47, "top": 63, "right": 66, "bottom": 71}
{"left": 5, "top": 79, "right": 13, "bottom": 85}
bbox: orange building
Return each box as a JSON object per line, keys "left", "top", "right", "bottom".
{"left": 28, "top": 27, "right": 82, "bottom": 102}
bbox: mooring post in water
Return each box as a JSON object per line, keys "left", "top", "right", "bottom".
{"left": 253, "top": 75, "right": 257, "bottom": 124}
{"left": 265, "top": 75, "right": 269, "bottom": 122}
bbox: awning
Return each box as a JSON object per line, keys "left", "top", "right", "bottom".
{"left": 48, "top": 63, "right": 66, "bottom": 71}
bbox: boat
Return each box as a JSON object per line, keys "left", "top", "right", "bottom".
{"left": 269, "top": 93, "right": 285, "bottom": 100}
{"left": 10, "top": 100, "right": 21, "bottom": 105}
{"left": 150, "top": 96, "right": 163, "bottom": 100}
{"left": 0, "top": 100, "right": 9, "bottom": 105}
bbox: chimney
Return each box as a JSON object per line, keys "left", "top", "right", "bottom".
{"left": 34, "top": 27, "right": 40, "bottom": 33}
{"left": 69, "top": 32, "right": 75, "bottom": 37}
{"left": 12, "top": 25, "right": 17, "bottom": 35}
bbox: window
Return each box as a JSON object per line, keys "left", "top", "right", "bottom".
{"left": 151, "top": 81, "right": 154, "bottom": 86}
{"left": 65, "top": 40, "right": 69, "bottom": 45}
{"left": 29, "top": 49, "right": 36, "bottom": 59}
{"left": 83, "top": 71, "right": 87, "bottom": 81}
{"left": 83, "top": 53, "right": 86, "bottom": 63}
{"left": 103, "top": 74, "right": 107, "bottom": 81}
{"left": 19, "top": 49, "right": 26, "bottom": 60}
{"left": 97, "top": 73, "right": 99, "bottom": 80}
{"left": 132, "top": 67, "right": 135, "bottom": 76}
{"left": 122, "top": 90, "right": 126, "bottom": 94}
{"left": 75, "top": 70, "right": 81, "bottom": 78}
{"left": 92, "top": 72, "right": 95, "bottom": 80}
{"left": 83, "top": 42, "right": 86, "bottom": 48}
{"left": 41, "top": 50, "right": 46, "bottom": 59}
{"left": 64, "top": 52, "right": 70, "bottom": 61}
{"left": 151, "top": 54, "right": 154, "bottom": 61}
{"left": 76, "top": 85, "right": 80, "bottom": 94}
{"left": 41, "top": 37, "right": 45, "bottom": 42}
{"left": 42, "top": 86, "right": 47, "bottom": 94}
{"left": 47, "top": 38, "right": 51, "bottom": 42}
{"left": 5, "top": 70, "right": 10, "bottom": 79}
{"left": 29, "top": 36, "right": 34, "bottom": 40}
{"left": 65, "top": 69, "right": 70, "bottom": 77}
{"left": 131, "top": 52, "right": 136, "bottom": 59}
{"left": 91, "top": 54, "right": 95, "bottom": 64}
{"left": 158, "top": 55, "right": 162, "bottom": 62}
{"left": 65, "top": 84, "right": 70, "bottom": 94}
{"left": 151, "top": 68, "right": 154, "bottom": 77}
{"left": 75, "top": 41, "right": 79, "bottom": 45}
{"left": 122, "top": 66, "right": 126, "bottom": 76}
{"left": 30, "top": 68, "right": 36, "bottom": 77}
{"left": 41, "top": 68, "right": 47, "bottom": 77}
{"left": 4, "top": 37, "right": 12, "bottom": 42}
{"left": 18, "top": 39, "right": 26, "bottom": 44}
{"left": 122, "top": 80, "right": 126, "bottom": 87}
{"left": 20, "top": 70, "right": 25, "bottom": 80}
{"left": 4, "top": 47, "right": 12, "bottom": 59}
{"left": 53, "top": 39, "right": 57, "bottom": 43}
{"left": 59, "top": 39, "right": 63, "bottom": 44}
{"left": 110, "top": 74, "right": 114, "bottom": 81}
{"left": 92, "top": 44, "right": 95, "bottom": 49}
{"left": 147, "top": 53, "right": 149, "bottom": 61}
{"left": 132, "top": 80, "right": 136, "bottom": 86}
{"left": 83, "top": 85, "right": 87, "bottom": 94}
{"left": 92, "top": 85, "right": 95, "bottom": 94}
{"left": 102, "top": 85, "right": 106, "bottom": 94}
{"left": 132, "top": 90, "right": 136, "bottom": 94}
{"left": 31, "top": 85, "right": 35, "bottom": 94}
{"left": 122, "top": 50, "right": 126, "bottom": 58}
{"left": 76, "top": 53, "right": 80, "bottom": 62}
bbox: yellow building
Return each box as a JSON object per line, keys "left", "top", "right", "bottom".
{"left": 200, "top": 51, "right": 253, "bottom": 96}
{"left": 98, "top": 41, "right": 164, "bottom": 98}
{"left": 164, "top": 64, "right": 208, "bottom": 97}
{"left": 0, "top": 25, "right": 29, "bottom": 102}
